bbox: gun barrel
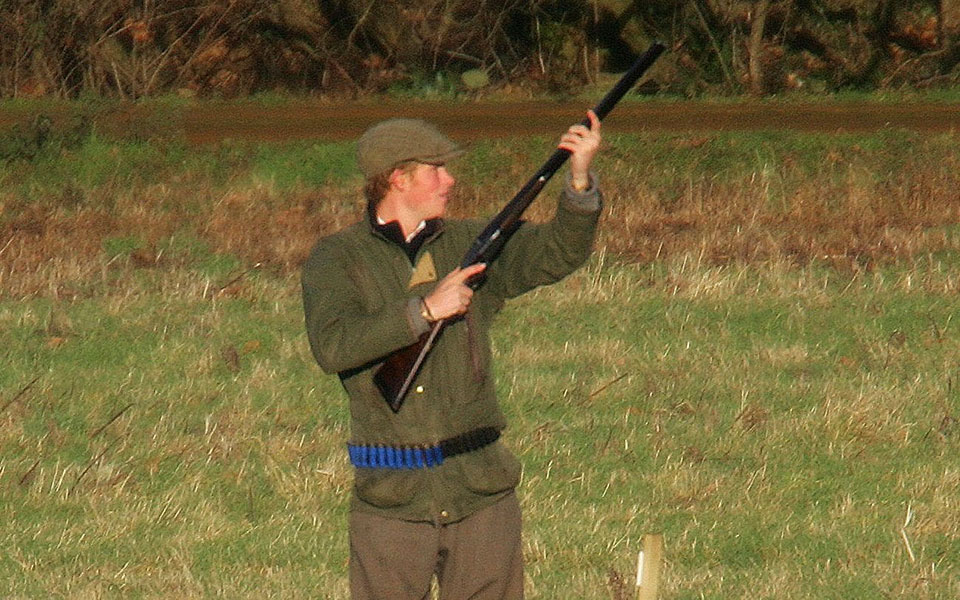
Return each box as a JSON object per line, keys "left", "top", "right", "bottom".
{"left": 374, "top": 42, "right": 667, "bottom": 411}
{"left": 461, "top": 42, "right": 666, "bottom": 270}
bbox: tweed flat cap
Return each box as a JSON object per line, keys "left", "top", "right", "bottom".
{"left": 356, "top": 118, "right": 463, "bottom": 178}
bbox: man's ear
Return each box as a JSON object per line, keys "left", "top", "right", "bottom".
{"left": 388, "top": 167, "right": 408, "bottom": 191}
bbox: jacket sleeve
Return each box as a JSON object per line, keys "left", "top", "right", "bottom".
{"left": 484, "top": 171, "right": 602, "bottom": 300}
{"left": 301, "top": 238, "right": 429, "bottom": 375}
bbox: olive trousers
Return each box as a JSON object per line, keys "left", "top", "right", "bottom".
{"left": 349, "top": 492, "right": 524, "bottom": 600}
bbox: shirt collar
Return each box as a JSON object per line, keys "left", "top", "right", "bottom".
{"left": 367, "top": 204, "right": 444, "bottom": 262}
{"left": 377, "top": 216, "right": 427, "bottom": 243}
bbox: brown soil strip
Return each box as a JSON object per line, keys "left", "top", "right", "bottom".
{"left": 181, "top": 101, "right": 960, "bottom": 144}
{"left": 2, "top": 101, "right": 958, "bottom": 144}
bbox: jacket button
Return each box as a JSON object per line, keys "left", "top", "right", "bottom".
{"left": 415, "top": 385, "right": 425, "bottom": 394}
{"left": 440, "top": 510, "right": 449, "bottom": 519}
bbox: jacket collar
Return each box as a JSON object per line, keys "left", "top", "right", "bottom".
{"left": 366, "top": 201, "right": 445, "bottom": 262}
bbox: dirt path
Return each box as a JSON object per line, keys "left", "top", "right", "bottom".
{"left": 2, "top": 100, "right": 957, "bottom": 144}
{"left": 181, "top": 100, "right": 960, "bottom": 144}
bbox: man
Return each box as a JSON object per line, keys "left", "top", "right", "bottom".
{"left": 301, "top": 111, "right": 602, "bottom": 599}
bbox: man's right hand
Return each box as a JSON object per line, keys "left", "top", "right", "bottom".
{"left": 422, "top": 263, "right": 487, "bottom": 321}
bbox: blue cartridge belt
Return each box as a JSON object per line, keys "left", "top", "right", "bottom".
{"left": 348, "top": 426, "right": 501, "bottom": 469}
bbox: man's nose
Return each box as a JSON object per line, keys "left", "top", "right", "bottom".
{"left": 440, "top": 166, "right": 455, "bottom": 186}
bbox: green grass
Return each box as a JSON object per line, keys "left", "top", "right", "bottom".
{"left": 1, "top": 255, "right": 957, "bottom": 598}
{"left": 1, "top": 114, "right": 958, "bottom": 598}
{"left": 1, "top": 266, "right": 351, "bottom": 598}
{"left": 2, "top": 116, "right": 957, "bottom": 213}
{"left": 501, "top": 259, "right": 959, "bottom": 598}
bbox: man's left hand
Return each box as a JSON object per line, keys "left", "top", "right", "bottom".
{"left": 558, "top": 109, "right": 601, "bottom": 191}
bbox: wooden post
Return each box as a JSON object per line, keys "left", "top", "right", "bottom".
{"left": 636, "top": 533, "right": 664, "bottom": 600}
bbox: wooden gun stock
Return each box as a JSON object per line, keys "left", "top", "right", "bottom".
{"left": 374, "top": 42, "right": 667, "bottom": 412}
{"left": 374, "top": 325, "right": 439, "bottom": 412}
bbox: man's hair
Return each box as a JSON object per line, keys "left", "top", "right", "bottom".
{"left": 364, "top": 161, "right": 419, "bottom": 208}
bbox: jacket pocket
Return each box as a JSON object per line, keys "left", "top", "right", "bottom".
{"left": 456, "top": 442, "right": 521, "bottom": 496}
{"left": 353, "top": 469, "right": 419, "bottom": 509}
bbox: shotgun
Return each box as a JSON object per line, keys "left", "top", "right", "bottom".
{"left": 374, "top": 42, "right": 666, "bottom": 412}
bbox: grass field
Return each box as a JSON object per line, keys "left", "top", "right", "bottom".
{"left": 1, "top": 109, "right": 959, "bottom": 598}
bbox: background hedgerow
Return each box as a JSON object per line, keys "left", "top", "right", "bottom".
{"left": 2, "top": 1, "right": 960, "bottom": 99}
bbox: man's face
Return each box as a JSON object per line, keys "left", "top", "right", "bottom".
{"left": 401, "top": 162, "right": 455, "bottom": 221}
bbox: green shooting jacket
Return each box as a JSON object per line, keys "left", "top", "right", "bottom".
{"left": 302, "top": 174, "right": 602, "bottom": 524}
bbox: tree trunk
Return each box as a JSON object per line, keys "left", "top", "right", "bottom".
{"left": 749, "top": 0, "right": 771, "bottom": 95}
